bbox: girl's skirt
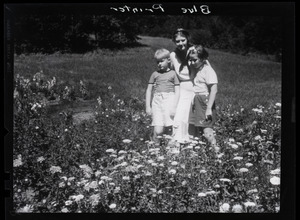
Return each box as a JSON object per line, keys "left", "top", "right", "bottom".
{"left": 189, "top": 93, "right": 216, "bottom": 128}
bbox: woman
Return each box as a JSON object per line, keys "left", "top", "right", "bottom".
{"left": 170, "top": 28, "right": 195, "bottom": 144}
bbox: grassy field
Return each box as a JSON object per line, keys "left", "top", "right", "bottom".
{"left": 12, "top": 36, "right": 282, "bottom": 213}
{"left": 14, "top": 35, "right": 281, "bottom": 113}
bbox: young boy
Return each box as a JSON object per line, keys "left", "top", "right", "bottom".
{"left": 146, "top": 48, "right": 180, "bottom": 143}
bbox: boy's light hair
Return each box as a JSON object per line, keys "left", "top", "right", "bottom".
{"left": 154, "top": 48, "right": 170, "bottom": 60}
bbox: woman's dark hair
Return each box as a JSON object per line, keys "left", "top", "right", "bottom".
{"left": 173, "top": 28, "right": 193, "bottom": 66}
{"left": 172, "top": 28, "right": 190, "bottom": 42}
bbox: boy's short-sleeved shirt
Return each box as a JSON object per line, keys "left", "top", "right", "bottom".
{"left": 193, "top": 64, "right": 218, "bottom": 94}
{"left": 148, "top": 69, "right": 180, "bottom": 93}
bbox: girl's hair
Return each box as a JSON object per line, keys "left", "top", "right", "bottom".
{"left": 154, "top": 48, "right": 170, "bottom": 60}
{"left": 188, "top": 44, "right": 209, "bottom": 60}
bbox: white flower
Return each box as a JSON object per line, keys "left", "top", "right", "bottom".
{"left": 16, "top": 204, "right": 34, "bottom": 213}
{"left": 244, "top": 201, "right": 256, "bottom": 208}
{"left": 260, "top": 129, "right": 268, "bottom": 134}
{"left": 230, "top": 143, "right": 239, "bottom": 149}
{"left": 200, "top": 170, "right": 207, "bottom": 174}
{"left": 157, "top": 189, "right": 163, "bottom": 194}
{"left": 232, "top": 204, "right": 243, "bottom": 213}
{"left": 252, "top": 108, "right": 263, "bottom": 113}
{"left": 270, "top": 168, "right": 280, "bottom": 175}
{"left": 70, "top": 194, "right": 84, "bottom": 202}
{"left": 37, "top": 156, "right": 45, "bottom": 163}
{"left": 169, "top": 148, "right": 180, "bottom": 154}
{"left": 109, "top": 203, "right": 116, "bottom": 209}
{"left": 157, "top": 156, "right": 165, "bottom": 161}
{"left": 247, "top": 189, "right": 258, "bottom": 194}
{"left": 254, "top": 135, "right": 262, "bottom": 141}
{"left": 270, "top": 176, "right": 280, "bottom": 185}
{"left": 219, "top": 203, "right": 230, "bottom": 213}
{"left": 61, "top": 208, "right": 69, "bottom": 213}
{"left": 106, "top": 148, "right": 115, "bottom": 153}
{"left": 59, "top": 182, "right": 66, "bottom": 188}
{"left": 137, "top": 164, "right": 144, "bottom": 169}
{"left": 235, "top": 128, "right": 244, "bottom": 133}
{"left": 114, "top": 187, "right": 121, "bottom": 193}
{"left": 233, "top": 156, "right": 243, "bottom": 161}
{"left": 120, "top": 161, "right": 128, "bottom": 167}
{"left": 220, "top": 178, "right": 231, "bottom": 183}
{"left": 118, "top": 150, "right": 127, "bottom": 154}
{"left": 89, "top": 181, "right": 98, "bottom": 189}
{"left": 168, "top": 169, "right": 176, "bottom": 175}
{"left": 151, "top": 162, "right": 158, "bottom": 167}
{"left": 228, "top": 138, "right": 235, "bottom": 142}
{"left": 245, "top": 163, "right": 253, "bottom": 167}
{"left": 13, "top": 155, "right": 23, "bottom": 167}
{"left": 89, "top": 194, "right": 100, "bottom": 206}
{"left": 95, "top": 171, "right": 102, "bottom": 177}
{"left": 206, "top": 190, "right": 216, "bottom": 195}
{"left": 171, "top": 161, "right": 178, "bottom": 166}
{"left": 239, "top": 168, "right": 249, "bottom": 173}
{"left": 147, "top": 159, "right": 154, "bottom": 164}
{"left": 68, "top": 177, "right": 75, "bottom": 181}
{"left": 79, "top": 164, "right": 93, "bottom": 178}
{"left": 100, "top": 176, "right": 109, "bottom": 181}
{"left": 122, "top": 139, "right": 132, "bottom": 144}
{"left": 65, "top": 200, "right": 73, "bottom": 206}
{"left": 275, "top": 103, "right": 281, "bottom": 107}
{"left": 145, "top": 171, "right": 152, "bottom": 176}
{"left": 49, "top": 166, "right": 62, "bottom": 174}
{"left": 217, "top": 153, "right": 224, "bottom": 158}
{"left": 122, "top": 176, "right": 130, "bottom": 181}
{"left": 198, "top": 192, "right": 207, "bottom": 197}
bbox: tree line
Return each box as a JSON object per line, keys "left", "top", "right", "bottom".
{"left": 13, "top": 14, "right": 282, "bottom": 60}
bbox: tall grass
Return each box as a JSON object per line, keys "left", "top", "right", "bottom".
{"left": 12, "top": 36, "right": 282, "bottom": 213}
{"left": 14, "top": 36, "right": 281, "bottom": 112}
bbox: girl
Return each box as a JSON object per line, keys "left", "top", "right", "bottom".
{"left": 187, "top": 45, "right": 219, "bottom": 152}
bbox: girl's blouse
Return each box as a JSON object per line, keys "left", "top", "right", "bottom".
{"left": 193, "top": 63, "right": 218, "bottom": 94}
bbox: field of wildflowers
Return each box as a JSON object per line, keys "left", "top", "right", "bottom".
{"left": 12, "top": 71, "right": 281, "bottom": 213}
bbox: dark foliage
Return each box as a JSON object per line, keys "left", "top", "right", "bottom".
{"left": 14, "top": 14, "right": 281, "bottom": 60}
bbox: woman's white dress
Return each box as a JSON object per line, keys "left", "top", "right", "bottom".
{"left": 173, "top": 65, "right": 195, "bottom": 143}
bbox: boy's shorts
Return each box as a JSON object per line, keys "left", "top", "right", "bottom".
{"left": 189, "top": 94, "right": 216, "bottom": 127}
{"left": 151, "top": 92, "right": 176, "bottom": 127}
